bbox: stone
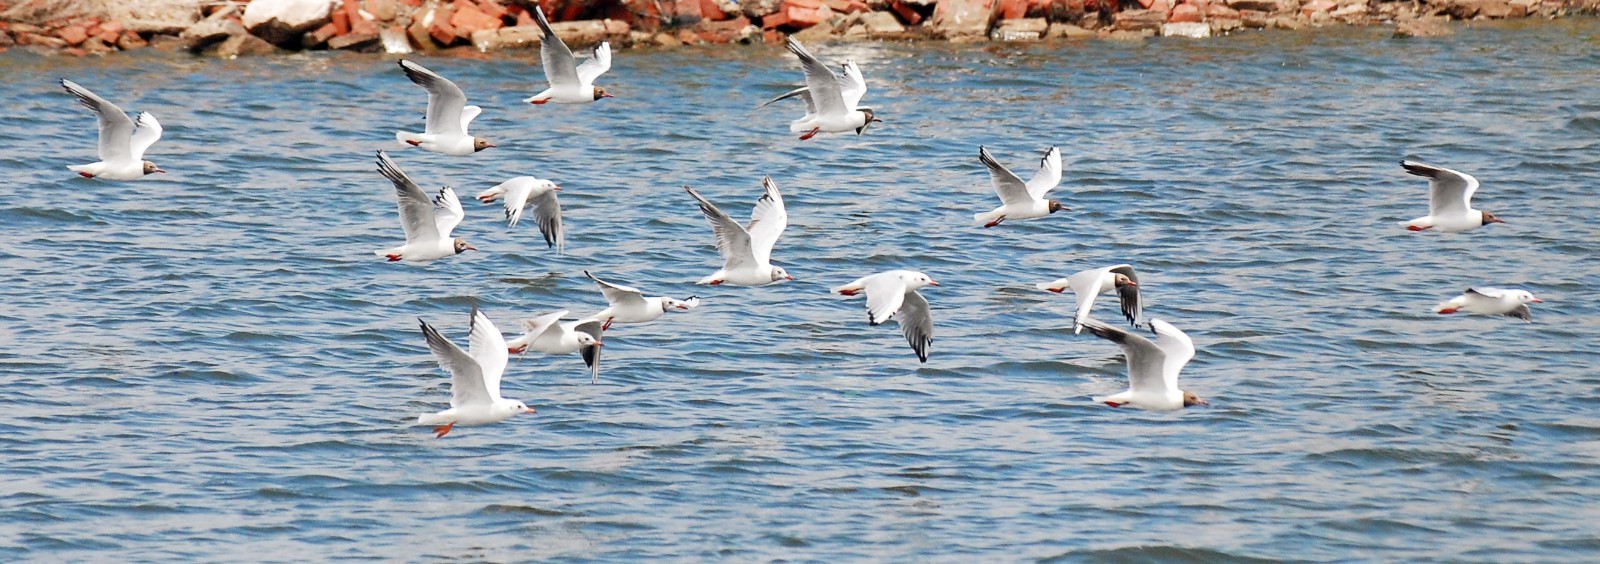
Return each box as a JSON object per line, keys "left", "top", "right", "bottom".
{"left": 1269, "top": 15, "right": 1303, "bottom": 28}
{"left": 701, "top": 0, "right": 733, "bottom": 19}
{"left": 117, "top": 31, "right": 150, "bottom": 50}
{"left": 930, "top": 0, "right": 998, "bottom": 39}
{"left": 180, "top": 17, "right": 247, "bottom": 49}
{"left": 1226, "top": 0, "right": 1282, "bottom": 10}
{"left": 1161, "top": 21, "right": 1210, "bottom": 36}
{"left": 1206, "top": 4, "right": 1239, "bottom": 18}
{"left": 93, "top": 21, "right": 124, "bottom": 43}
{"left": 762, "top": 0, "right": 836, "bottom": 30}
{"left": 450, "top": 2, "right": 504, "bottom": 36}
{"left": 242, "top": 0, "right": 335, "bottom": 46}
{"left": 1508, "top": 0, "right": 1539, "bottom": 16}
{"left": 0, "top": 30, "right": 13, "bottom": 48}
{"left": 999, "top": 0, "right": 1030, "bottom": 18}
{"left": 367, "top": 0, "right": 400, "bottom": 21}
{"left": 860, "top": 10, "right": 906, "bottom": 33}
{"left": 206, "top": 32, "right": 278, "bottom": 57}
{"left": 741, "top": 0, "right": 784, "bottom": 19}
{"left": 470, "top": 20, "right": 630, "bottom": 51}
{"left": 1113, "top": 8, "right": 1165, "bottom": 31}
{"left": 381, "top": 24, "right": 413, "bottom": 52}
{"left": 55, "top": 24, "right": 90, "bottom": 45}
{"left": 822, "top": 0, "right": 873, "bottom": 13}
{"left": 1299, "top": 0, "right": 1334, "bottom": 17}
{"left": 654, "top": 31, "right": 683, "bottom": 46}
{"left": 991, "top": 17, "right": 1046, "bottom": 40}
{"left": 346, "top": 0, "right": 380, "bottom": 35}
{"left": 429, "top": 3, "right": 460, "bottom": 44}
{"left": 475, "top": 0, "right": 507, "bottom": 20}
{"left": 1045, "top": 22, "right": 1094, "bottom": 38}
{"left": 694, "top": 16, "right": 754, "bottom": 42}
{"left": 18, "top": 32, "right": 68, "bottom": 48}
{"left": 328, "top": 30, "right": 381, "bottom": 49}
{"left": 1475, "top": 0, "right": 1515, "bottom": 17}
{"left": 1168, "top": 3, "right": 1203, "bottom": 21}
{"left": 1394, "top": 15, "right": 1451, "bottom": 37}
{"left": 1103, "top": 28, "right": 1154, "bottom": 39}
{"left": 80, "top": 36, "right": 114, "bottom": 54}
{"left": 1210, "top": 14, "right": 1242, "bottom": 31}
{"left": 408, "top": 11, "right": 440, "bottom": 49}
{"left": 304, "top": 22, "right": 340, "bottom": 47}
{"left": 1239, "top": 9, "right": 1269, "bottom": 26}
{"left": 788, "top": 18, "right": 836, "bottom": 40}
{"left": 115, "top": 2, "right": 204, "bottom": 35}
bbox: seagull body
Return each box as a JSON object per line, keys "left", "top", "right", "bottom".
{"left": 506, "top": 310, "right": 604, "bottom": 383}
{"left": 394, "top": 60, "right": 493, "bottom": 156}
{"left": 1037, "top": 264, "right": 1143, "bottom": 333}
{"left": 831, "top": 270, "right": 939, "bottom": 362}
{"left": 778, "top": 38, "right": 879, "bottom": 140}
{"left": 582, "top": 270, "right": 699, "bottom": 330}
{"left": 477, "top": 177, "right": 563, "bottom": 253}
{"left": 60, "top": 79, "right": 164, "bottom": 180}
{"left": 372, "top": 151, "right": 476, "bottom": 263}
{"left": 1399, "top": 160, "right": 1504, "bottom": 232}
{"left": 686, "top": 178, "right": 794, "bottom": 286}
{"left": 416, "top": 307, "right": 535, "bottom": 438}
{"left": 1436, "top": 288, "right": 1540, "bottom": 322}
{"left": 524, "top": 6, "right": 612, "bottom": 104}
{"left": 1081, "top": 318, "right": 1206, "bottom": 410}
{"left": 974, "top": 146, "right": 1066, "bottom": 228}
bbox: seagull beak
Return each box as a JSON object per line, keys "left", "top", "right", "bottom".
{"left": 1123, "top": 280, "right": 1138, "bottom": 287}
{"left": 1197, "top": 399, "right": 1210, "bottom": 406}
{"left": 602, "top": 92, "right": 615, "bottom": 98}
{"left": 553, "top": 185, "right": 562, "bottom": 191}
{"left": 523, "top": 407, "right": 537, "bottom": 414}
{"left": 466, "top": 245, "right": 478, "bottom": 252}
{"left": 1491, "top": 217, "right": 1506, "bottom": 224}
{"left": 593, "top": 341, "right": 605, "bottom": 347}
{"left": 785, "top": 275, "right": 795, "bottom": 281}
{"left": 928, "top": 280, "right": 940, "bottom": 286}
{"left": 1532, "top": 299, "right": 1544, "bottom": 303}
{"left": 676, "top": 304, "right": 689, "bottom": 309}
{"left": 154, "top": 168, "right": 166, "bottom": 173}
{"left": 486, "top": 143, "right": 496, "bottom": 148}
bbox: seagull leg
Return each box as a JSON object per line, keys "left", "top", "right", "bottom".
{"left": 1104, "top": 401, "right": 1123, "bottom": 408}
{"left": 530, "top": 99, "right": 549, "bottom": 105}
{"left": 709, "top": 279, "right": 724, "bottom": 285}
{"left": 433, "top": 423, "right": 455, "bottom": 438}
{"left": 404, "top": 140, "right": 421, "bottom": 147}
{"left": 386, "top": 254, "right": 402, "bottom": 262}
{"left": 78, "top": 172, "right": 95, "bottom": 178}
{"left": 1437, "top": 308, "right": 1459, "bottom": 314}
{"left": 984, "top": 217, "right": 1006, "bottom": 228}
{"left": 798, "top": 128, "right": 820, "bottom": 141}
{"left": 602, "top": 318, "right": 614, "bottom": 331}
{"left": 1407, "top": 225, "right": 1432, "bottom": 231}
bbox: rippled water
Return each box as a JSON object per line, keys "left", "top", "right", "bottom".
{"left": 3, "top": 20, "right": 1600, "bottom": 560}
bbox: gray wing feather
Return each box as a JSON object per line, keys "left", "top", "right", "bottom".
{"left": 785, "top": 38, "right": 847, "bottom": 117}
{"left": 1081, "top": 318, "right": 1168, "bottom": 394}
{"left": 899, "top": 291, "right": 934, "bottom": 363}
{"left": 420, "top": 318, "right": 491, "bottom": 408}
{"left": 399, "top": 60, "right": 467, "bottom": 137}
{"left": 533, "top": 6, "right": 580, "bottom": 87}
{"left": 376, "top": 151, "right": 441, "bottom": 243}
{"left": 61, "top": 79, "right": 135, "bottom": 163}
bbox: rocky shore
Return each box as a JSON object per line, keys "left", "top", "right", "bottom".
{"left": 0, "top": 0, "right": 1596, "bottom": 58}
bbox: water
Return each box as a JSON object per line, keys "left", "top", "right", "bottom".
{"left": 3, "top": 20, "right": 1600, "bottom": 560}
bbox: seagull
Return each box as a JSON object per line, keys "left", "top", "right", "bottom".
{"left": 476, "top": 177, "right": 563, "bottom": 254}
{"left": 394, "top": 60, "right": 493, "bottom": 156}
{"left": 505, "top": 310, "right": 604, "bottom": 384}
{"left": 779, "top": 38, "right": 879, "bottom": 140}
{"left": 1037, "top": 265, "right": 1143, "bottom": 334}
{"left": 831, "top": 270, "right": 938, "bottom": 363}
{"left": 1436, "top": 288, "right": 1541, "bottom": 322}
{"left": 372, "top": 150, "right": 476, "bottom": 262}
{"left": 415, "top": 307, "right": 536, "bottom": 438}
{"left": 1398, "top": 160, "right": 1505, "bottom": 232}
{"left": 524, "top": 6, "right": 612, "bottom": 104}
{"left": 1080, "top": 317, "right": 1207, "bottom": 410}
{"left": 60, "top": 79, "right": 164, "bottom": 180}
{"left": 973, "top": 146, "right": 1066, "bottom": 228}
{"left": 685, "top": 179, "right": 794, "bottom": 286}
{"left": 582, "top": 270, "right": 699, "bottom": 330}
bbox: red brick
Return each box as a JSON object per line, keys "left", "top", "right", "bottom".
{"left": 398, "top": 0, "right": 421, "bottom": 5}
{"left": 1168, "top": 3, "right": 1202, "bottom": 21}
{"left": 331, "top": 9, "right": 351, "bottom": 34}
{"left": 430, "top": 3, "right": 460, "bottom": 44}
{"left": 999, "top": 0, "right": 1028, "bottom": 18}
{"left": 762, "top": 0, "right": 833, "bottom": 29}
{"left": 700, "top": 0, "right": 731, "bottom": 20}
{"left": 696, "top": 15, "right": 750, "bottom": 40}
{"left": 450, "top": 3, "right": 503, "bottom": 35}
{"left": 305, "top": 22, "right": 340, "bottom": 46}
{"left": 476, "top": 0, "right": 507, "bottom": 19}
{"left": 889, "top": 1, "right": 922, "bottom": 25}
{"left": 56, "top": 24, "right": 89, "bottom": 45}
{"left": 117, "top": 30, "right": 147, "bottom": 50}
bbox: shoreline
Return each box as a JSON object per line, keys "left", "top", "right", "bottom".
{"left": 0, "top": 0, "right": 1596, "bottom": 59}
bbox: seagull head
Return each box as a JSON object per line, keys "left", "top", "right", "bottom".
{"left": 1112, "top": 273, "right": 1137, "bottom": 288}
{"left": 142, "top": 161, "right": 164, "bottom": 175}
{"left": 1047, "top": 200, "right": 1069, "bottom": 214}
{"left": 1182, "top": 391, "right": 1208, "bottom": 407}
{"left": 577, "top": 332, "right": 601, "bottom": 347}
{"left": 505, "top": 400, "right": 536, "bottom": 415}
{"left": 592, "top": 86, "right": 614, "bottom": 100}
{"left": 770, "top": 266, "right": 795, "bottom": 283}
{"left": 453, "top": 238, "right": 477, "bottom": 254}
{"left": 856, "top": 109, "right": 881, "bottom": 135}
{"left": 1481, "top": 211, "right": 1506, "bottom": 225}
{"left": 1511, "top": 290, "right": 1542, "bottom": 304}
{"left": 473, "top": 138, "right": 495, "bottom": 152}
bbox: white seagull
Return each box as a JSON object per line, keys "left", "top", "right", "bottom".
{"left": 373, "top": 151, "right": 476, "bottom": 262}
{"left": 1399, "top": 160, "right": 1505, "bottom": 232}
{"left": 831, "top": 270, "right": 939, "bottom": 363}
{"left": 477, "top": 177, "right": 563, "bottom": 254}
{"left": 394, "top": 60, "right": 493, "bottom": 156}
{"left": 1037, "top": 264, "right": 1143, "bottom": 334}
{"left": 60, "top": 79, "right": 164, "bottom": 180}
{"left": 506, "top": 310, "right": 605, "bottom": 384}
{"left": 582, "top": 270, "right": 699, "bottom": 330}
{"left": 685, "top": 179, "right": 794, "bottom": 286}
{"left": 779, "top": 38, "right": 879, "bottom": 140}
{"left": 1081, "top": 317, "right": 1207, "bottom": 410}
{"left": 1435, "top": 288, "right": 1541, "bottom": 322}
{"left": 974, "top": 146, "right": 1066, "bottom": 228}
{"left": 416, "top": 307, "right": 536, "bottom": 438}
{"left": 524, "top": 6, "right": 613, "bottom": 104}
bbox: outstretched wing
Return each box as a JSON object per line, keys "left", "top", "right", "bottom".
{"left": 898, "top": 290, "right": 933, "bottom": 363}
{"left": 432, "top": 186, "right": 465, "bottom": 237}
{"left": 376, "top": 151, "right": 441, "bottom": 244}
{"left": 1401, "top": 160, "right": 1479, "bottom": 217}
{"left": 980, "top": 146, "right": 1033, "bottom": 206}
{"left": 573, "top": 320, "right": 604, "bottom": 384}
{"left": 61, "top": 79, "right": 136, "bottom": 163}
{"left": 586, "top": 270, "right": 648, "bottom": 309}
{"left": 840, "top": 60, "right": 867, "bottom": 110}
{"left": 527, "top": 187, "right": 564, "bottom": 254}
{"left": 399, "top": 60, "right": 469, "bottom": 137}
{"left": 1080, "top": 318, "right": 1169, "bottom": 395}
{"left": 466, "top": 306, "right": 508, "bottom": 399}
{"left": 1108, "top": 265, "right": 1142, "bottom": 329}
{"left": 533, "top": 6, "right": 580, "bottom": 87}
{"left": 1024, "top": 146, "right": 1062, "bottom": 199}
{"left": 745, "top": 177, "right": 787, "bottom": 265}
{"left": 786, "top": 38, "right": 847, "bottom": 117}
{"left": 420, "top": 317, "right": 491, "bottom": 408}
{"left": 576, "top": 41, "right": 611, "bottom": 86}
{"left": 863, "top": 274, "right": 908, "bottom": 326}
{"left": 685, "top": 186, "right": 757, "bottom": 270}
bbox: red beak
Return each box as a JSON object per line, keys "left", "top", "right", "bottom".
{"left": 784, "top": 275, "right": 795, "bottom": 281}
{"left": 928, "top": 280, "right": 940, "bottom": 286}
{"left": 465, "top": 245, "right": 478, "bottom": 252}
{"left": 1532, "top": 299, "right": 1543, "bottom": 303}
{"left": 553, "top": 185, "right": 562, "bottom": 191}
{"left": 523, "top": 407, "right": 537, "bottom": 414}
{"left": 154, "top": 168, "right": 166, "bottom": 173}
{"left": 602, "top": 92, "right": 615, "bottom": 98}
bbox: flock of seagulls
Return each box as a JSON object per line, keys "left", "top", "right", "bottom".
{"left": 55, "top": 11, "right": 1543, "bottom": 435}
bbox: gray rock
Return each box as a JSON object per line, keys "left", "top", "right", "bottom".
{"left": 205, "top": 33, "right": 279, "bottom": 58}
{"left": 991, "top": 17, "right": 1046, "bottom": 41}
{"left": 243, "top": 0, "right": 335, "bottom": 47}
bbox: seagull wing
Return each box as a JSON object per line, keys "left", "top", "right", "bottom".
{"left": 1108, "top": 264, "right": 1142, "bottom": 328}
{"left": 840, "top": 60, "right": 868, "bottom": 110}
{"left": 685, "top": 186, "right": 757, "bottom": 270}
{"left": 1081, "top": 318, "right": 1170, "bottom": 395}
{"left": 420, "top": 318, "right": 492, "bottom": 408}
{"left": 1066, "top": 266, "right": 1112, "bottom": 333}
{"left": 1147, "top": 319, "right": 1195, "bottom": 391}
{"left": 745, "top": 177, "right": 787, "bottom": 265}
{"left": 527, "top": 187, "right": 564, "bottom": 254}
{"left": 575, "top": 41, "right": 611, "bottom": 86}
{"left": 466, "top": 306, "right": 508, "bottom": 399}
{"left": 1401, "top": 160, "right": 1479, "bottom": 217}
{"left": 399, "top": 60, "right": 468, "bottom": 137}
{"left": 586, "top": 270, "right": 648, "bottom": 309}
{"left": 980, "top": 146, "right": 1034, "bottom": 206}
{"left": 1024, "top": 146, "right": 1062, "bottom": 199}
{"left": 376, "top": 151, "right": 441, "bottom": 244}
{"left": 898, "top": 290, "right": 934, "bottom": 363}
{"left": 61, "top": 79, "right": 135, "bottom": 163}
{"left": 786, "top": 38, "right": 847, "bottom": 117}
{"left": 432, "top": 186, "right": 465, "bottom": 237}
{"left": 521, "top": 310, "right": 568, "bottom": 344}
{"left": 533, "top": 6, "right": 580, "bottom": 88}
{"left": 572, "top": 320, "right": 604, "bottom": 384}
{"left": 864, "top": 274, "right": 908, "bottom": 326}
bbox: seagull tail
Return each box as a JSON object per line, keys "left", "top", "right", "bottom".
{"left": 417, "top": 412, "right": 450, "bottom": 426}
